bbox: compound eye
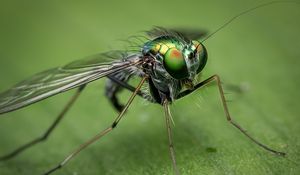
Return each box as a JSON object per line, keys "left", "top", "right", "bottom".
{"left": 192, "top": 41, "right": 207, "bottom": 73}
{"left": 163, "top": 48, "right": 189, "bottom": 79}
{"left": 192, "top": 40, "right": 201, "bottom": 52}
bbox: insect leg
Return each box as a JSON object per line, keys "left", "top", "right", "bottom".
{"left": 107, "top": 75, "right": 143, "bottom": 96}
{"left": 177, "top": 74, "right": 286, "bottom": 156}
{"left": 0, "top": 85, "right": 86, "bottom": 161}
{"left": 43, "top": 76, "right": 148, "bottom": 175}
{"left": 106, "top": 75, "right": 144, "bottom": 112}
{"left": 163, "top": 99, "right": 180, "bottom": 175}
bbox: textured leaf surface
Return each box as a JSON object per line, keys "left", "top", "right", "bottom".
{"left": 0, "top": 0, "right": 299, "bottom": 175}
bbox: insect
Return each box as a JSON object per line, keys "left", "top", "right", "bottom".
{"left": 0, "top": 1, "right": 294, "bottom": 175}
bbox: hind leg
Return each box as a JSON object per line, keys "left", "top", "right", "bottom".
{"left": 0, "top": 85, "right": 86, "bottom": 161}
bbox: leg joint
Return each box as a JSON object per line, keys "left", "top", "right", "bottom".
{"left": 39, "top": 134, "right": 48, "bottom": 141}
{"left": 111, "top": 122, "right": 117, "bottom": 128}
{"left": 211, "top": 74, "right": 221, "bottom": 82}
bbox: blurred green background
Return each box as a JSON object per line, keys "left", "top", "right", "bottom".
{"left": 0, "top": 0, "right": 300, "bottom": 174}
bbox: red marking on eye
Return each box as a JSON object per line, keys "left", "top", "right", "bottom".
{"left": 170, "top": 49, "right": 181, "bottom": 59}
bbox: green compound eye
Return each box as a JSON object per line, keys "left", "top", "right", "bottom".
{"left": 194, "top": 42, "right": 207, "bottom": 73}
{"left": 163, "top": 48, "right": 189, "bottom": 79}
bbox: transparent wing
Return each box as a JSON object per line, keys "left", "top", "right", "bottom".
{"left": 0, "top": 52, "right": 142, "bottom": 114}
{"left": 147, "top": 26, "right": 208, "bottom": 41}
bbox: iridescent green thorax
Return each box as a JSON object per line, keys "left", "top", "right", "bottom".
{"left": 142, "top": 36, "right": 184, "bottom": 58}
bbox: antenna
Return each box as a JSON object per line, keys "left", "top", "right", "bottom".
{"left": 201, "top": 1, "right": 299, "bottom": 43}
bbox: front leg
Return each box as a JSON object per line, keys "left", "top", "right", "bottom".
{"left": 177, "top": 74, "right": 286, "bottom": 156}
{"left": 163, "top": 99, "right": 180, "bottom": 175}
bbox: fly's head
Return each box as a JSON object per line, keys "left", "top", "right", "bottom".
{"left": 162, "top": 40, "right": 207, "bottom": 89}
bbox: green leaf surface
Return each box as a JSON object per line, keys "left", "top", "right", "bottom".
{"left": 0, "top": 0, "right": 299, "bottom": 175}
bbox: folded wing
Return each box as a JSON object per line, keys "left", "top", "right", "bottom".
{"left": 0, "top": 53, "right": 142, "bottom": 114}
